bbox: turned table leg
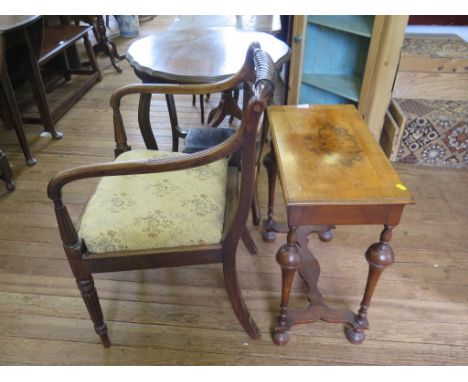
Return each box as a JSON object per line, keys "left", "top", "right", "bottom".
{"left": 137, "top": 93, "right": 159, "bottom": 150}
{"left": 273, "top": 225, "right": 302, "bottom": 346}
{"left": 0, "top": 69, "right": 37, "bottom": 166}
{"left": 165, "top": 94, "right": 188, "bottom": 152}
{"left": 345, "top": 225, "right": 395, "bottom": 344}
{"left": 262, "top": 147, "right": 278, "bottom": 242}
{"left": 24, "top": 30, "right": 64, "bottom": 140}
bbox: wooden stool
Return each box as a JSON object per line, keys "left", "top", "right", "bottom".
{"left": 263, "top": 104, "right": 414, "bottom": 345}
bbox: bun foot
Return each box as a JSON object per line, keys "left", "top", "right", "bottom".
{"left": 344, "top": 325, "right": 366, "bottom": 344}
{"left": 52, "top": 131, "right": 64, "bottom": 139}
{"left": 26, "top": 157, "right": 38, "bottom": 166}
{"left": 272, "top": 330, "right": 289, "bottom": 346}
{"left": 319, "top": 229, "right": 333, "bottom": 242}
{"left": 6, "top": 181, "right": 15, "bottom": 191}
{"left": 262, "top": 230, "right": 276, "bottom": 242}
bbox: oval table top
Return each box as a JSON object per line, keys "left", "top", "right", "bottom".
{"left": 126, "top": 27, "right": 291, "bottom": 83}
{"left": 0, "top": 15, "right": 40, "bottom": 33}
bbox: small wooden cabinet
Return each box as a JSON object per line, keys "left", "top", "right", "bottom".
{"left": 287, "top": 15, "right": 409, "bottom": 141}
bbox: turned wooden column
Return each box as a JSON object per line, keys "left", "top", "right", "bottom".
{"left": 273, "top": 226, "right": 302, "bottom": 346}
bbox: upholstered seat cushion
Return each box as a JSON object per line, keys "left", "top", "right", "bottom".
{"left": 78, "top": 150, "right": 228, "bottom": 253}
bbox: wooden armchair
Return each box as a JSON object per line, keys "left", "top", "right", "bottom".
{"left": 47, "top": 43, "right": 275, "bottom": 347}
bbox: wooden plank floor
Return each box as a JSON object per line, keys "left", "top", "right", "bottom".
{"left": 1, "top": 16, "right": 468, "bottom": 365}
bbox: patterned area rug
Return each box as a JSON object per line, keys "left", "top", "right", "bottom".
{"left": 394, "top": 98, "right": 468, "bottom": 167}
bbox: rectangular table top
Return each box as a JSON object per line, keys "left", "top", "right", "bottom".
{"left": 268, "top": 104, "right": 414, "bottom": 207}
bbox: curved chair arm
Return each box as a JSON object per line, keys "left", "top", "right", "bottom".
{"left": 47, "top": 128, "right": 245, "bottom": 248}
{"left": 111, "top": 80, "right": 250, "bottom": 155}
{"left": 48, "top": 128, "right": 244, "bottom": 204}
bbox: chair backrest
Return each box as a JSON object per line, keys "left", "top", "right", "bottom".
{"left": 110, "top": 42, "right": 274, "bottom": 155}
{"left": 221, "top": 43, "right": 276, "bottom": 244}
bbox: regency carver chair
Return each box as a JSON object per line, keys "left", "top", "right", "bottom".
{"left": 47, "top": 42, "right": 275, "bottom": 347}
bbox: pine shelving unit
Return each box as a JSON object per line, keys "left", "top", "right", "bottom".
{"left": 288, "top": 15, "right": 409, "bottom": 140}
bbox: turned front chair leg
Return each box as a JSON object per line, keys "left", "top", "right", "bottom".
{"left": 77, "top": 275, "right": 111, "bottom": 348}
{"left": 273, "top": 226, "right": 302, "bottom": 346}
{"left": 262, "top": 147, "right": 277, "bottom": 242}
{"left": 345, "top": 225, "right": 395, "bottom": 344}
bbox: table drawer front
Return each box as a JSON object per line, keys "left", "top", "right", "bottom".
{"left": 288, "top": 204, "right": 405, "bottom": 226}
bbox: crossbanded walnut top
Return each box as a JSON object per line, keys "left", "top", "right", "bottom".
{"left": 267, "top": 104, "right": 415, "bottom": 206}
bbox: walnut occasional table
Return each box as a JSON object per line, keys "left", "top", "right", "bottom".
{"left": 263, "top": 104, "right": 414, "bottom": 345}
{"left": 125, "top": 27, "right": 290, "bottom": 150}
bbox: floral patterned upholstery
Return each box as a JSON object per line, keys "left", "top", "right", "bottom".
{"left": 78, "top": 150, "right": 228, "bottom": 253}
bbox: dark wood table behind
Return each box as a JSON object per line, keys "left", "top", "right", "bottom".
{"left": 0, "top": 15, "right": 42, "bottom": 165}
{"left": 125, "top": 26, "right": 291, "bottom": 150}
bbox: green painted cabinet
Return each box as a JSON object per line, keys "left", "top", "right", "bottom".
{"left": 300, "top": 16, "right": 374, "bottom": 104}
{"left": 288, "top": 15, "right": 408, "bottom": 140}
